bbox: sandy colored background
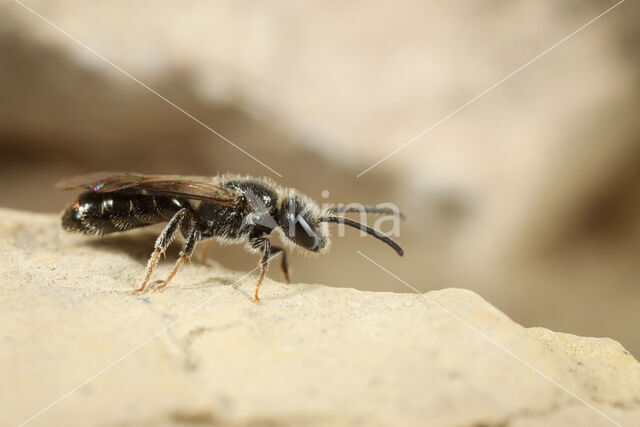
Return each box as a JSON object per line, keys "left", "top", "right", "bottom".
{"left": 1, "top": 0, "right": 639, "bottom": 361}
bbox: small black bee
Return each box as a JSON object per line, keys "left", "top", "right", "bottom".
{"left": 58, "top": 172, "right": 404, "bottom": 301}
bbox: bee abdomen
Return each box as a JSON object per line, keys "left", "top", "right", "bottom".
{"left": 62, "top": 192, "right": 187, "bottom": 235}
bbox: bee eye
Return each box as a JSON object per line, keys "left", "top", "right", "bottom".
{"left": 294, "top": 214, "right": 319, "bottom": 251}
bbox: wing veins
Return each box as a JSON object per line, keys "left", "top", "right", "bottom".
{"left": 56, "top": 172, "right": 243, "bottom": 207}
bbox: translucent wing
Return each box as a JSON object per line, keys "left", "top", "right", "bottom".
{"left": 56, "top": 172, "right": 242, "bottom": 206}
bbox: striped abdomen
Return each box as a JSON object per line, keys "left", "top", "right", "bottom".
{"left": 62, "top": 191, "right": 191, "bottom": 235}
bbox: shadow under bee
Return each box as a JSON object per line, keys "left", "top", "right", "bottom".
{"left": 82, "top": 231, "right": 171, "bottom": 264}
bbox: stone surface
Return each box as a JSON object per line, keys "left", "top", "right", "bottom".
{"left": 1, "top": 208, "right": 639, "bottom": 427}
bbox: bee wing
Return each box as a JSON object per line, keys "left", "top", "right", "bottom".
{"left": 56, "top": 172, "right": 242, "bottom": 206}
{"left": 57, "top": 172, "right": 151, "bottom": 192}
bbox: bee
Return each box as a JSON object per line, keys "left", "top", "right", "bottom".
{"left": 58, "top": 172, "right": 404, "bottom": 301}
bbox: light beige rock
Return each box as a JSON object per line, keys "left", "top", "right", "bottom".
{"left": 1, "top": 208, "right": 639, "bottom": 427}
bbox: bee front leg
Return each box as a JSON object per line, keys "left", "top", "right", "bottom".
{"left": 133, "top": 208, "right": 191, "bottom": 295}
{"left": 250, "top": 237, "right": 271, "bottom": 303}
{"left": 269, "top": 246, "right": 290, "bottom": 283}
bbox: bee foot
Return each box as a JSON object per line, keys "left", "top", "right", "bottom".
{"left": 132, "top": 287, "right": 147, "bottom": 296}
{"left": 153, "top": 283, "right": 168, "bottom": 292}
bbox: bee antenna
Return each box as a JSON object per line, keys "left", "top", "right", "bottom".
{"left": 320, "top": 216, "right": 404, "bottom": 256}
{"left": 325, "top": 206, "right": 406, "bottom": 219}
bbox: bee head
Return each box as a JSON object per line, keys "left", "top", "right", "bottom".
{"left": 277, "top": 191, "right": 404, "bottom": 257}
{"left": 278, "top": 194, "right": 328, "bottom": 253}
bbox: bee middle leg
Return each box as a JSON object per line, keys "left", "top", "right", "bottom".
{"left": 133, "top": 208, "right": 192, "bottom": 295}
{"left": 199, "top": 239, "right": 213, "bottom": 264}
{"left": 250, "top": 237, "right": 272, "bottom": 303}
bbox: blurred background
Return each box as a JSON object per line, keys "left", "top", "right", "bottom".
{"left": 1, "top": 1, "right": 639, "bottom": 355}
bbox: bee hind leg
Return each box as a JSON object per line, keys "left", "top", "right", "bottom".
{"left": 154, "top": 227, "right": 200, "bottom": 292}
{"left": 133, "top": 208, "right": 192, "bottom": 295}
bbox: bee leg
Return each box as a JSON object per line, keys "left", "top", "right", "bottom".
{"left": 250, "top": 237, "right": 271, "bottom": 303}
{"left": 269, "top": 246, "right": 290, "bottom": 283}
{"left": 155, "top": 227, "right": 199, "bottom": 292}
{"left": 199, "top": 239, "right": 213, "bottom": 264}
{"left": 133, "top": 208, "right": 192, "bottom": 295}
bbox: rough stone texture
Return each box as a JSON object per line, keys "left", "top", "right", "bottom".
{"left": 1, "top": 208, "right": 639, "bottom": 427}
